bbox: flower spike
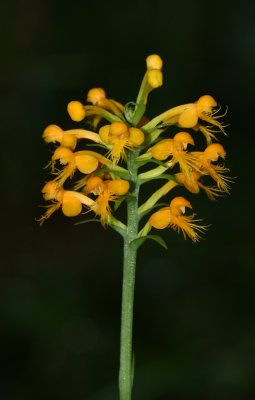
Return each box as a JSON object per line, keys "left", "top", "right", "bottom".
{"left": 39, "top": 54, "right": 232, "bottom": 400}
{"left": 39, "top": 55, "right": 232, "bottom": 240}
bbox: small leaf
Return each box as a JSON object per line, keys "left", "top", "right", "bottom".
{"left": 156, "top": 121, "right": 173, "bottom": 129}
{"left": 135, "top": 158, "right": 151, "bottom": 167}
{"left": 111, "top": 171, "right": 130, "bottom": 180}
{"left": 85, "top": 143, "right": 106, "bottom": 149}
{"left": 131, "top": 235, "right": 168, "bottom": 250}
{"left": 149, "top": 159, "right": 169, "bottom": 167}
{"left": 136, "top": 158, "right": 166, "bottom": 167}
{"left": 93, "top": 168, "right": 108, "bottom": 176}
{"left": 140, "top": 173, "right": 176, "bottom": 185}
{"left": 124, "top": 102, "right": 137, "bottom": 123}
{"left": 74, "top": 218, "right": 101, "bottom": 226}
{"left": 114, "top": 195, "right": 127, "bottom": 211}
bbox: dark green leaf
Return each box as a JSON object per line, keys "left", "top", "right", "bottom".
{"left": 74, "top": 218, "right": 101, "bottom": 226}
{"left": 130, "top": 235, "right": 168, "bottom": 250}
{"left": 114, "top": 195, "right": 128, "bottom": 211}
{"left": 84, "top": 143, "right": 107, "bottom": 149}
{"left": 140, "top": 173, "right": 177, "bottom": 185}
{"left": 135, "top": 158, "right": 166, "bottom": 167}
{"left": 124, "top": 102, "right": 137, "bottom": 123}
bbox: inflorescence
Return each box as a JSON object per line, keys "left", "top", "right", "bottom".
{"left": 39, "top": 54, "right": 232, "bottom": 243}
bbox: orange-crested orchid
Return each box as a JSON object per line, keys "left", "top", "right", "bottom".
{"left": 39, "top": 54, "right": 232, "bottom": 400}
{"left": 40, "top": 53, "right": 232, "bottom": 244}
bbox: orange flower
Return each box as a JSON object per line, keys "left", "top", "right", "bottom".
{"left": 143, "top": 95, "right": 226, "bottom": 144}
{"left": 39, "top": 181, "right": 95, "bottom": 225}
{"left": 50, "top": 147, "right": 99, "bottom": 186}
{"left": 175, "top": 171, "right": 225, "bottom": 200}
{"left": 87, "top": 87, "right": 124, "bottom": 117}
{"left": 149, "top": 196, "right": 207, "bottom": 242}
{"left": 84, "top": 176, "right": 130, "bottom": 225}
{"left": 146, "top": 54, "right": 163, "bottom": 71}
{"left": 176, "top": 95, "right": 226, "bottom": 143}
{"left": 99, "top": 121, "right": 145, "bottom": 164}
{"left": 42, "top": 124, "right": 102, "bottom": 151}
{"left": 43, "top": 125, "right": 77, "bottom": 150}
{"left": 151, "top": 132, "right": 195, "bottom": 180}
{"left": 67, "top": 101, "right": 86, "bottom": 122}
{"left": 191, "top": 143, "right": 232, "bottom": 193}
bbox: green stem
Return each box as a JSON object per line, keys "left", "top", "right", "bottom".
{"left": 132, "top": 103, "right": 146, "bottom": 126}
{"left": 119, "top": 149, "right": 140, "bottom": 400}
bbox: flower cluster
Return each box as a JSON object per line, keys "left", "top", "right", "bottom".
{"left": 39, "top": 55, "right": 231, "bottom": 243}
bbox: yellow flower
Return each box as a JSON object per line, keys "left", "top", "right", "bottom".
{"left": 87, "top": 87, "right": 106, "bottom": 106}
{"left": 175, "top": 171, "right": 225, "bottom": 200}
{"left": 43, "top": 125, "right": 77, "bottom": 150}
{"left": 86, "top": 87, "right": 124, "bottom": 116}
{"left": 67, "top": 101, "right": 86, "bottom": 122}
{"left": 41, "top": 181, "right": 64, "bottom": 201}
{"left": 39, "top": 182, "right": 95, "bottom": 225}
{"left": 151, "top": 132, "right": 195, "bottom": 180}
{"left": 51, "top": 146, "right": 99, "bottom": 186}
{"left": 135, "top": 54, "right": 163, "bottom": 108}
{"left": 99, "top": 121, "right": 145, "bottom": 164}
{"left": 175, "top": 95, "right": 216, "bottom": 126}
{"left": 152, "top": 132, "right": 194, "bottom": 158}
{"left": 84, "top": 176, "right": 130, "bottom": 225}
{"left": 177, "top": 95, "right": 226, "bottom": 144}
{"left": 143, "top": 95, "right": 226, "bottom": 144}
{"left": 191, "top": 143, "right": 231, "bottom": 193}
{"left": 149, "top": 196, "right": 207, "bottom": 242}
{"left": 175, "top": 171, "right": 201, "bottom": 194}
{"left": 43, "top": 124, "right": 102, "bottom": 151}
{"left": 146, "top": 54, "right": 163, "bottom": 71}
{"left": 147, "top": 70, "right": 163, "bottom": 89}
{"left": 146, "top": 55, "right": 163, "bottom": 89}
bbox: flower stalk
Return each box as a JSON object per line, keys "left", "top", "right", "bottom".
{"left": 119, "top": 149, "right": 140, "bottom": 400}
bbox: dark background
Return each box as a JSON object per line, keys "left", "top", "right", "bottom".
{"left": 1, "top": 0, "right": 255, "bottom": 399}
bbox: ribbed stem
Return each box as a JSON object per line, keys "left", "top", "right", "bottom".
{"left": 119, "top": 149, "right": 140, "bottom": 400}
